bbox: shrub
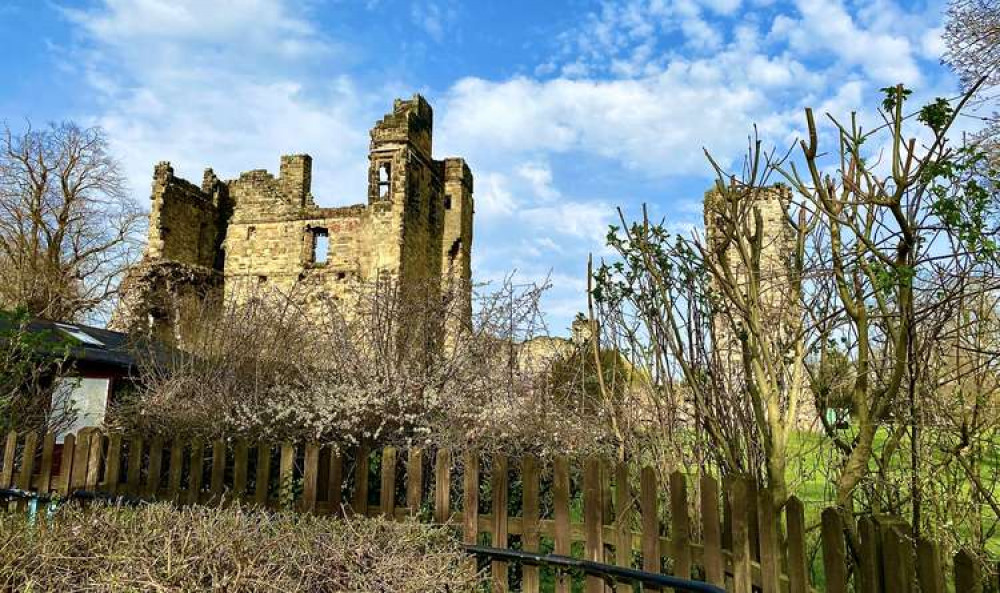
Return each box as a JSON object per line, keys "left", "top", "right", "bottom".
{"left": 115, "top": 278, "right": 614, "bottom": 457}
{"left": 0, "top": 503, "right": 482, "bottom": 592}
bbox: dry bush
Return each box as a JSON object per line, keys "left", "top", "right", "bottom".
{"left": 112, "top": 277, "right": 612, "bottom": 457}
{"left": 0, "top": 502, "right": 482, "bottom": 592}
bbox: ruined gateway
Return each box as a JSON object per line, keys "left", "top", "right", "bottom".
{"left": 113, "top": 96, "right": 473, "bottom": 345}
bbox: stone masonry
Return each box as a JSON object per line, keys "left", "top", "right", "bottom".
{"left": 113, "top": 95, "right": 474, "bottom": 346}
{"left": 703, "top": 184, "right": 818, "bottom": 428}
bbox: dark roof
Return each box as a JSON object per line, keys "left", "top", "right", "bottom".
{"left": 0, "top": 312, "right": 154, "bottom": 371}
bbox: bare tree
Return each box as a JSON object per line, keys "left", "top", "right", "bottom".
{"left": 944, "top": 0, "right": 1000, "bottom": 89}
{"left": 594, "top": 155, "right": 814, "bottom": 512}
{"left": 0, "top": 122, "right": 144, "bottom": 322}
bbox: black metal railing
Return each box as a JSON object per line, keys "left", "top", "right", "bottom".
{"left": 0, "top": 487, "right": 145, "bottom": 506}
{"left": 464, "top": 544, "right": 727, "bottom": 593}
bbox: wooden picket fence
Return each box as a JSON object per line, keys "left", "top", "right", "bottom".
{"left": 819, "top": 507, "right": 993, "bottom": 593}
{"left": 0, "top": 428, "right": 991, "bottom": 592}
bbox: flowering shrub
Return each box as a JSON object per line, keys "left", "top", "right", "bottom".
{"left": 112, "top": 278, "right": 614, "bottom": 457}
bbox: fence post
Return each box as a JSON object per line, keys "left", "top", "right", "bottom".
{"left": 59, "top": 433, "right": 76, "bottom": 496}
{"left": 747, "top": 479, "right": 760, "bottom": 561}
{"left": 954, "top": 549, "right": 983, "bottom": 593}
{"left": 126, "top": 436, "right": 143, "bottom": 497}
{"left": 38, "top": 432, "right": 56, "bottom": 495}
{"left": 553, "top": 455, "right": 571, "bottom": 593}
{"left": 70, "top": 431, "right": 91, "bottom": 492}
{"left": 327, "top": 448, "right": 343, "bottom": 515}
{"left": 757, "top": 487, "right": 781, "bottom": 593}
{"left": 821, "top": 508, "right": 848, "bottom": 593}
{"left": 615, "top": 463, "right": 633, "bottom": 593}
{"left": 254, "top": 442, "right": 271, "bottom": 507}
{"left": 104, "top": 433, "right": 122, "bottom": 495}
{"left": 463, "top": 450, "right": 479, "bottom": 546}
{"left": 210, "top": 439, "right": 226, "bottom": 505}
{"left": 434, "top": 449, "right": 451, "bottom": 523}
{"left": 277, "top": 443, "right": 294, "bottom": 510}
{"left": 701, "top": 474, "right": 724, "bottom": 587}
{"left": 167, "top": 440, "right": 184, "bottom": 503}
{"left": 15, "top": 432, "right": 38, "bottom": 512}
{"left": 856, "top": 516, "right": 881, "bottom": 593}
{"left": 379, "top": 447, "right": 397, "bottom": 517}
{"left": 406, "top": 447, "right": 423, "bottom": 515}
{"left": 881, "top": 520, "right": 914, "bottom": 593}
{"left": 522, "top": 455, "right": 541, "bottom": 593}
{"left": 640, "top": 465, "right": 660, "bottom": 591}
{"left": 670, "top": 471, "right": 691, "bottom": 579}
{"left": 188, "top": 439, "right": 205, "bottom": 505}
{"left": 0, "top": 432, "right": 16, "bottom": 505}
{"left": 492, "top": 452, "right": 509, "bottom": 592}
{"left": 352, "top": 445, "right": 370, "bottom": 515}
{"left": 785, "top": 496, "right": 809, "bottom": 593}
{"left": 730, "top": 476, "right": 753, "bottom": 593}
{"left": 584, "top": 456, "right": 604, "bottom": 593}
{"left": 85, "top": 431, "right": 103, "bottom": 491}
{"left": 916, "top": 538, "right": 944, "bottom": 593}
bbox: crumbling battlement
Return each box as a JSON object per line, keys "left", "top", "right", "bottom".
{"left": 113, "top": 95, "right": 474, "bottom": 346}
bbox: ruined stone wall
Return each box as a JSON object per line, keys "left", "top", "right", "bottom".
{"left": 704, "top": 185, "right": 817, "bottom": 428}
{"left": 442, "top": 159, "right": 474, "bottom": 287}
{"left": 147, "top": 162, "right": 221, "bottom": 268}
{"left": 115, "top": 95, "right": 474, "bottom": 347}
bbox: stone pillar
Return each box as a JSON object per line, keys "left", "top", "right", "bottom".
{"left": 280, "top": 154, "right": 312, "bottom": 206}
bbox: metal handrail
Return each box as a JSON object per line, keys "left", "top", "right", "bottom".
{"left": 0, "top": 487, "right": 145, "bottom": 506}
{"left": 464, "top": 544, "right": 727, "bottom": 593}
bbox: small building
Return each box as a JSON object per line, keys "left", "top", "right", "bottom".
{"left": 0, "top": 313, "right": 145, "bottom": 439}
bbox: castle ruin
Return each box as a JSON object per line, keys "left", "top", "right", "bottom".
{"left": 704, "top": 183, "right": 818, "bottom": 427}
{"left": 113, "top": 95, "right": 474, "bottom": 345}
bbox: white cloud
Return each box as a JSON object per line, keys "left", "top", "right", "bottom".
{"left": 410, "top": 2, "right": 458, "bottom": 43}
{"left": 477, "top": 172, "right": 518, "bottom": 216}
{"left": 921, "top": 27, "right": 947, "bottom": 60}
{"left": 62, "top": 0, "right": 378, "bottom": 205}
{"left": 62, "top": 0, "right": 333, "bottom": 62}
{"left": 520, "top": 201, "right": 613, "bottom": 242}
{"left": 516, "top": 162, "right": 561, "bottom": 202}
{"left": 780, "top": 0, "right": 923, "bottom": 85}
{"left": 439, "top": 73, "right": 773, "bottom": 178}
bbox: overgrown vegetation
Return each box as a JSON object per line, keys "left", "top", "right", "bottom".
{"left": 0, "top": 503, "right": 482, "bottom": 592}
{"left": 592, "top": 80, "right": 1000, "bottom": 567}
{"left": 111, "top": 278, "right": 613, "bottom": 457}
{"left": 0, "top": 307, "right": 72, "bottom": 433}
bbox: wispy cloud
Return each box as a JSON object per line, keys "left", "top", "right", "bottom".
{"left": 60, "top": 0, "right": 378, "bottom": 204}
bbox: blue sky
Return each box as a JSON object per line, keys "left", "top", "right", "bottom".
{"left": 0, "top": 0, "right": 961, "bottom": 334}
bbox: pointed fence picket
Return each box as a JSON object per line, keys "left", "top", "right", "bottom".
{"left": 0, "top": 428, "right": 994, "bottom": 592}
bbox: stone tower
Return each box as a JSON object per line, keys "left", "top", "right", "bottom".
{"left": 112, "top": 95, "right": 474, "bottom": 347}
{"left": 703, "top": 184, "right": 797, "bottom": 371}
